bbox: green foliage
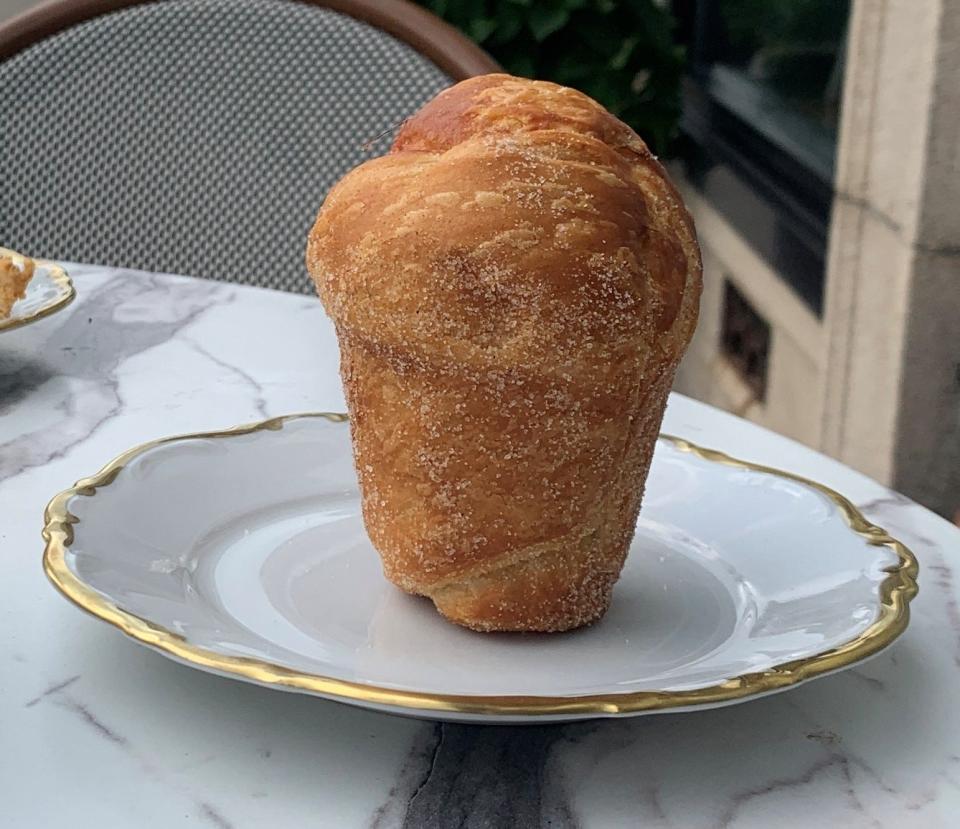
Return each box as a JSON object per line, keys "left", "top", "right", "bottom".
{"left": 420, "top": 0, "right": 685, "bottom": 154}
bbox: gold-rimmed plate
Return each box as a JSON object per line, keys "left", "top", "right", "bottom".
{"left": 0, "top": 247, "right": 75, "bottom": 332}
{"left": 42, "top": 414, "right": 918, "bottom": 723}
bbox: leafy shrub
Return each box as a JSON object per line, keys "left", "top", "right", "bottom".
{"left": 421, "top": 0, "right": 685, "bottom": 153}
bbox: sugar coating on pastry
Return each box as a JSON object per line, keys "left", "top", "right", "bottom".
{"left": 0, "top": 249, "right": 36, "bottom": 318}
{"left": 307, "top": 74, "right": 702, "bottom": 632}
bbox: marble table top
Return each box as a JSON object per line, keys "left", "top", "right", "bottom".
{"left": 2, "top": 264, "right": 958, "bottom": 828}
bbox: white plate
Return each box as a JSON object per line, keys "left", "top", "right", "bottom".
{"left": 0, "top": 248, "right": 75, "bottom": 332}
{"left": 43, "top": 414, "right": 918, "bottom": 723}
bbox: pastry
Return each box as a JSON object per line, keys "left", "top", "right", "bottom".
{"left": 0, "top": 248, "right": 36, "bottom": 318}
{"left": 306, "top": 74, "right": 701, "bottom": 632}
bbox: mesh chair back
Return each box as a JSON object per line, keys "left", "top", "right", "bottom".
{"left": 0, "top": 0, "right": 464, "bottom": 291}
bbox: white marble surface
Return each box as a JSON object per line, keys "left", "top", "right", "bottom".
{"left": 2, "top": 264, "right": 958, "bottom": 828}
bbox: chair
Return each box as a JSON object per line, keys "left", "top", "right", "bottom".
{"left": 0, "top": 0, "right": 498, "bottom": 292}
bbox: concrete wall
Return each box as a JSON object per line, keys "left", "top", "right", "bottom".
{"left": 672, "top": 178, "right": 825, "bottom": 450}
{"left": 822, "top": 0, "right": 960, "bottom": 514}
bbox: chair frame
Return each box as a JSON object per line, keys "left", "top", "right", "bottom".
{"left": 0, "top": 0, "right": 500, "bottom": 79}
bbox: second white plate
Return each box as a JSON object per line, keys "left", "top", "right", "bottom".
{"left": 0, "top": 248, "right": 75, "bottom": 332}
{"left": 43, "top": 414, "right": 917, "bottom": 723}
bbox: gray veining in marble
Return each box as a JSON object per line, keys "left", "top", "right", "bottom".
{"left": 24, "top": 674, "right": 80, "bottom": 707}
{"left": 0, "top": 269, "right": 229, "bottom": 483}
{"left": 380, "top": 724, "right": 579, "bottom": 829}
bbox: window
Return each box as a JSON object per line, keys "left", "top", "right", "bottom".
{"left": 673, "top": 0, "right": 851, "bottom": 314}
{"left": 705, "top": 0, "right": 849, "bottom": 182}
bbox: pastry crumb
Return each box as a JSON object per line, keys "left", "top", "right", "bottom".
{"left": 0, "top": 249, "right": 36, "bottom": 318}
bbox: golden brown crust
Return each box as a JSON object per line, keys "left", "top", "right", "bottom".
{"left": 307, "top": 74, "right": 701, "bottom": 632}
{"left": 0, "top": 250, "right": 36, "bottom": 318}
